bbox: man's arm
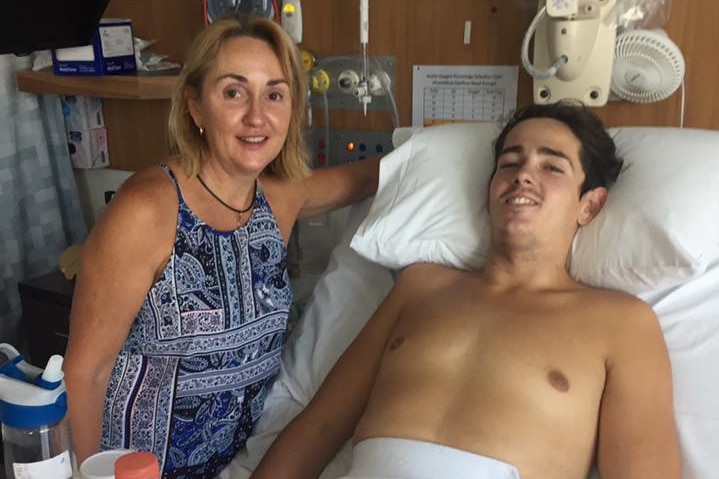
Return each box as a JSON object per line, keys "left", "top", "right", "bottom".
{"left": 250, "top": 268, "right": 410, "bottom": 479}
{"left": 597, "top": 296, "right": 681, "bottom": 479}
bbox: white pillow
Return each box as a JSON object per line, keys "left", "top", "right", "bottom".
{"left": 570, "top": 127, "right": 719, "bottom": 292}
{"left": 350, "top": 124, "right": 719, "bottom": 294}
{"left": 351, "top": 122, "right": 499, "bottom": 270}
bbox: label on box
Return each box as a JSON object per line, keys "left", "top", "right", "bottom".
{"left": 52, "top": 18, "right": 136, "bottom": 76}
{"left": 99, "top": 25, "right": 134, "bottom": 58}
{"left": 68, "top": 128, "right": 109, "bottom": 169}
{"left": 54, "top": 45, "right": 96, "bottom": 62}
{"left": 61, "top": 95, "right": 104, "bottom": 130}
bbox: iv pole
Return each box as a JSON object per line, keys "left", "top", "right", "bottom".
{"left": 356, "top": 0, "right": 371, "bottom": 115}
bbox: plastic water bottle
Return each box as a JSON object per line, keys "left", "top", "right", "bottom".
{"left": 0, "top": 343, "right": 77, "bottom": 479}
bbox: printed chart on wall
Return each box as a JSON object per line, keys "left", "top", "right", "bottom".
{"left": 412, "top": 65, "right": 518, "bottom": 127}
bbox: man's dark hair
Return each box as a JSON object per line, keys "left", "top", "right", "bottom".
{"left": 493, "top": 101, "right": 623, "bottom": 195}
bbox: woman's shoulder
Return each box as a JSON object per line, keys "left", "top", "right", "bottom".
{"left": 80, "top": 164, "right": 180, "bottom": 273}
{"left": 258, "top": 172, "right": 303, "bottom": 201}
{"left": 121, "top": 162, "right": 174, "bottom": 192}
{"left": 257, "top": 171, "right": 304, "bottom": 221}
{"left": 100, "top": 164, "right": 179, "bottom": 231}
{"left": 124, "top": 162, "right": 177, "bottom": 198}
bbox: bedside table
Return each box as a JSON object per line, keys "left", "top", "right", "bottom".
{"left": 17, "top": 270, "right": 75, "bottom": 367}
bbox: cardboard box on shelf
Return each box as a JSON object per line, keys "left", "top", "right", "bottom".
{"left": 52, "top": 19, "right": 136, "bottom": 76}
{"left": 61, "top": 95, "right": 104, "bottom": 131}
{"left": 68, "top": 128, "right": 109, "bottom": 169}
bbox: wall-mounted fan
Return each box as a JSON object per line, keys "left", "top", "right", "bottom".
{"left": 610, "top": 29, "right": 685, "bottom": 103}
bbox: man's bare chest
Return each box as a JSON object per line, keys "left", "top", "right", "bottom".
{"left": 385, "top": 296, "right": 607, "bottom": 406}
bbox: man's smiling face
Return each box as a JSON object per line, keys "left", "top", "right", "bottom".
{"left": 488, "top": 117, "right": 589, "bottom": 251}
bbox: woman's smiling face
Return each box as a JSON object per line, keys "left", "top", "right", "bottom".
{"left": 188, "top": 36, "right": 292, "bottom": 175}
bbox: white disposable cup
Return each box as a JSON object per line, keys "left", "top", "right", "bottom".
{"left": 80, "top": 449, "right": 134, "bottom": 479}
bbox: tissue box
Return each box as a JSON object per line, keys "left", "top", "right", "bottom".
{"left": 61, "top": 95, "right": 104, "bottom": 131}
{"left": 52, "top": 19, "right": 136, "bottom": 76}
{"left": 68, "top": 128, "right": 109, "bottom": 169}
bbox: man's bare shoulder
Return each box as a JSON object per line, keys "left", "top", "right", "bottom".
{"left": 577, "top": 284, "right": 661, "bottom": 346}
{"left": 390, "top": 263, "right": 470, "bottom": 304}
{"left": 391, "top": 263, "right": 468, "bottom": 298}
{"left": 578, "top": 284, "right": 654, "bottom": 317}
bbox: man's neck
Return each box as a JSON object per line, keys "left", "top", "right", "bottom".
{"left": 478, "top": 247, "right": 576, "bottom": 292}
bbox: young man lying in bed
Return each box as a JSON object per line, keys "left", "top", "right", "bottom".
{"left": 250, "top": 102, "right": 681, "bottom": 479}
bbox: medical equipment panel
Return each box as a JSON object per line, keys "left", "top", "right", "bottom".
{"left": 309, "top": 56, "right": 396, "bottom": 113}
{"left": 308, "top": 129, "right": 393, "bottom": 168}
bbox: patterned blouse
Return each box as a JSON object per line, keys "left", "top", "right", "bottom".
{"left": 101, "top": 165, "right": 292, "bottom": 478}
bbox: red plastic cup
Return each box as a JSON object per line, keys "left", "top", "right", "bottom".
{"left": 114, "top": 451, "right": 161, "bottom": 479}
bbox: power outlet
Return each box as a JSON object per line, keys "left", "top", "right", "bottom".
{"left": 104, "top": 190, "right": 116, "bottom": 204}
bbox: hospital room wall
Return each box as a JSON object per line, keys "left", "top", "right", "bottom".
{"left": 299, "top": 0, "right": 719, "bottom": 131}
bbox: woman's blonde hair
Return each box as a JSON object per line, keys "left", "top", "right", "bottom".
{"left": 168, "top": 16, "right": 309, "bottom": 179}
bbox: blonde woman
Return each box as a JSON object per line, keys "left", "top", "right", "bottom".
{"left": 64, "top": 16, "right": 380, "bottom": 477}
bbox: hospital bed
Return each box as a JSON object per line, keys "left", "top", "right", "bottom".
{"left": 221, "top": 123, "right": 719, "bottom": 479}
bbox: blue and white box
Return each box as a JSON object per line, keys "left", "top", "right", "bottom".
{"left": 61, "top": 95, "right": 105, "bottom": 131}
{"left": 68, "top": 128, "right": 109, "bottom": 169}
{"left": 52, "top": 19, "right": 136, "bottom": 76}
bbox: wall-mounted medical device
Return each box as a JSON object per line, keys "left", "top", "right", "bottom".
{"left": 310, "top": 55, "right": 396, "bottom": 113}
{"left": 522, "top": 0, "right": 617, "bottom": 106}
{"left": 205, "top": 0, "right": 302, "bottom": 44}
{"left": 206, "top": 0, "right": 275, "bottom": 23}
{"left": 281, "top": 0, "right": 302, "bottom": 43}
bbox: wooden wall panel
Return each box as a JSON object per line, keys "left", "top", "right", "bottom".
{"left": 104, "top": 0, "right": 204, "bottom": 63}
{"left": 95, "top": 0, "right": 719, "bottom": 170}
{"left": 665, "top": 0, "right": 719, "bottom": 128}
{"left": 99, "top": 0, "right": 204, "bottom": 169}
{"left": 103, "top": 99, "right": 171, "bottom": 171}
{"left": 299, "top": 0, "right": 719, "bottom": 131}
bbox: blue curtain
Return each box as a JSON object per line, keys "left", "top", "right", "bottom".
{"left": 0, "top": 55, "right": 87, "bottom": 351}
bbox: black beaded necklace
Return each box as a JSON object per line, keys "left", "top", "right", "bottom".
{"left": 196, "top": 175, "right": 257, "bottom": 223}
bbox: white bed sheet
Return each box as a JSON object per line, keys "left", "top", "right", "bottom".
{"left": 639, "top": 259, "right": 719, "bottom": 479}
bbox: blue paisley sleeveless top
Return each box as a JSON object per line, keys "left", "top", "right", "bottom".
{"left": 101, "top": 165, "right": 292, "bottom": 478}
